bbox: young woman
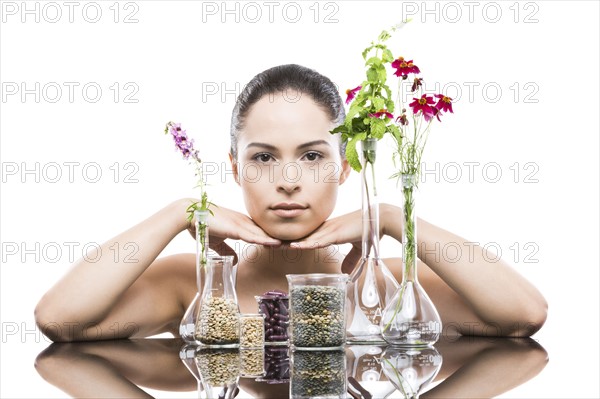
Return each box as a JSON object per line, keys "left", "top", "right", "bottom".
{"left": 34, "top": 64, "right": 547, "bottom": 342}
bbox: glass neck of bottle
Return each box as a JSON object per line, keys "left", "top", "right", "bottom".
{"left": 360, "top": 138, "right": 380, "bottom": 260}
{"left": 203, "top": 257, "right": 237, "bottom": 301}
{"left": 195, "top": 210, "right": 210, "bottom": 292}
{"left": 401, "top": 174, "right": 418, "bottom": 283}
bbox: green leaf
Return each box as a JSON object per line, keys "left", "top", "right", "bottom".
{"left": 365, "top": 56, "right": 382, "bottom": 67}
{"left": 377, "top": 64, "right": 388, "bottom": 83}
{"left": 330, "top": 125, "right": 348, "bottom": 134}
{"left": 366, "top": 67, "right": 379, "bottom": 83}
{"left": 373, "top": 97, "right": 385, "bottom": 110}
{"left": 387, "top": 124, "right": 402, "bottom": 143}
{"left": 346, "top": 133, "right": 367, "bottom": 172}
{"left": 370, "top": 118, "right": 386, "bottom": 139}
{"left": 382, "top": 48, "right": 394, "bottom": 63}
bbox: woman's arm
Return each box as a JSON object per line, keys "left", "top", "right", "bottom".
{"left": 34, "top": 339, "right": 195, "bottom": 398}
{"left": 382, "top": 204, "right": 547, "bottom": 336}
{"left": 34, "top": 198, "right": 282, "bottom": 342}
{"left": 290, "top": 204, "right": 547, "bottom": 336}
{"left": 34, "top": 199, "right": 194, "bottom": 341}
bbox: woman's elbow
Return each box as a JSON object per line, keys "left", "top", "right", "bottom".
{"left": 509, "top": 297, "right": 548, "bottom": 337}
{"left": 34, "top": 299, "right": 76, "bottom": 342}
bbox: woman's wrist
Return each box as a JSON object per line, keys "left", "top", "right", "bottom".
{"left": 168, "top": 198, "right": 196, "bottom": 234}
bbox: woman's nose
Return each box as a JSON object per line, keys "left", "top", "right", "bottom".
{"left": 276, "top": 162, "right": 302, "bottom": 193}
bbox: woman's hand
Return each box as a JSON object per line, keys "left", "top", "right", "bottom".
{"left": 186, "top": 201, "right": 281, "bottom": 264}
{"left": 289, "top": 209, "right": 364, "bottom": 273}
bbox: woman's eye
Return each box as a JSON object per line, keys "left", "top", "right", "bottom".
{"left": 254, "top": 153, "right": 273, "bottom": 163}
{"left": 303, "top": 152, "right": 322, "bottom": 161}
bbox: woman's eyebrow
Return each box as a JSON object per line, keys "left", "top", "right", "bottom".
{"left": 245, "top": 140, "right": 332, "bottom": 151}
{"left": 297, "top": 140, "right": 332, "bottom": 150}
{"left": 245, "top": 142, "right": 277, "bottom": 151}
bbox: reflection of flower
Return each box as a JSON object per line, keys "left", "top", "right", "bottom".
{"left": 164, "top": 121, "right": 215, "bottom": 226}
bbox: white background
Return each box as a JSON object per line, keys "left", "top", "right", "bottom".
{"left": 1, "top": 1, "right": 599, "bottom": 398}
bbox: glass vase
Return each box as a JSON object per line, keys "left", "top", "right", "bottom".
{"left": 179, "top": 209, "right": 210, "bottom": 341}
{"left": 381, "top": 174, "right": 442, "bottom": 346}
{"left": 347, "top": 138, "right": 400, "bottom": 343}
{"left": 196, "top": 255, "right": 240, "bottom": 347}
{"left": 380, "top": 346, "right": 442, "bottom": 398}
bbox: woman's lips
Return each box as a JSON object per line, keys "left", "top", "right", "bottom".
{"left": 271, "top": 203, "right": 308, "bottom": 218}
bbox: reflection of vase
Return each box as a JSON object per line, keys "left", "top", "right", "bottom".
{"left": 347, "top": 138, "right": 400, "bottom": 343}
{"left": 381, "top": 174, "right": 442, "bottom": 346}
{"left": 346, "top": 345, "right": 396, "bottom": 399}
{"left": 180, "top": 210, "right": 210, "bottom": 341}
{"left": 380, "top": 346, "right": 442, "bottom": 398}
{"left": 195, "top": 348, "right": 241, "bottom": 399}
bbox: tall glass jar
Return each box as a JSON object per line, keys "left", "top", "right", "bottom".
{"left": 180, "top": 209, "right": 210, "bottom": 341}
{"left": 287, "top": 273, "right": 348, "bottom": 350}
{"left": 380, "top": 174, "right": 442, "bottom": 346}
{"left": 347, "top": 138, "right": 400, "bottom": 343}
{"left": 196, "top": 256, "right": 240, "bottom": 347}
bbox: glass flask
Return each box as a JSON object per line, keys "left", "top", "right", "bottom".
{"left": 347, "top": 138, "right": 400, "bottom": 343}
{"left": 179, "top": 209, "right": 210, "bottom": 341}
{"left": 381, "top": 174, "right": 442, "bottom": 346}
{"left": 196, "top": 255, "right": 240, "bottom": 347}
{"left": 380, "top": 346, "right": 442, "bottom": 398}
{"left": 287, "top": 273, "right": 348, "bottom": 350}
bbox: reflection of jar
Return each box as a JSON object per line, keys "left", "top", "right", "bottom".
{"left": 255, "top": 293, "right": 290, "bottom": 345}
{"left": 240, "top": 349, "right": 265, "bottom": 378}
{"left": 197, "top": 256, "right": 240, "bottom": 347}
{"left": 195, "top": 348, "right": 240, "bottom": 395}
{"left": 257, "top": 346, "right": 290, "bottom": 384}
{"left": 287, "top": 274, "right": 349, "bottom": 350}
{"left": 290, "top": 350, "right": 347, "bottom": 398}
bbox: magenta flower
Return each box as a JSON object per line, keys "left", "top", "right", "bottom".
{"left": 391, "top": 57, "right": 420, "bottom": 78}
{"left": 345, "top": 85, "right": 362, "bottom": 104}
{"left": 409, "top": 94, "right": 436, "bottom": 122}
{"left": 411, "top": 77, "right": 423, "bottom": 92}
{"left": 165, "top": 121, "right": 200, "bottom": 162}
{"left": 435, "top": 94, "right": 453, "bottom": 114}
{"left": 396, "top": 112, "right": 409, "bottom": 126}
{"left": 369, "top": 109, "right": 394, "bottom": 119}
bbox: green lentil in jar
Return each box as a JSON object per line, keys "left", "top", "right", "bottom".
{"left": 290, "top": 285, "right": 345, "bottom": 348}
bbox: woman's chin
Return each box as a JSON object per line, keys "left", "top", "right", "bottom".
{"left": 263, "top": 225, "right": 316, "bottom": 242}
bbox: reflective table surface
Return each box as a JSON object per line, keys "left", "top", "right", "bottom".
{"left": 33, "top": 336, "right": 549, "bottom": 398}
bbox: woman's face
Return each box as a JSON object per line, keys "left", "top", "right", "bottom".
{"left": 232, "top": 92, "right": 350, "bottom": 241}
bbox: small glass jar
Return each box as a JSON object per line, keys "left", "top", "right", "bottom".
{"left": 255, "top": 293, "right": 290, "bottom": 345}
{"left": 286, "top": 274, "right": 349, "bottom": 350}
{"left": 240, "top": 313, "right": 265, "bottom": 349}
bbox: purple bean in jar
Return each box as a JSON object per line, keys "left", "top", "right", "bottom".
{"left": 255, "top": 292, "right": 290, "bottom": 345}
